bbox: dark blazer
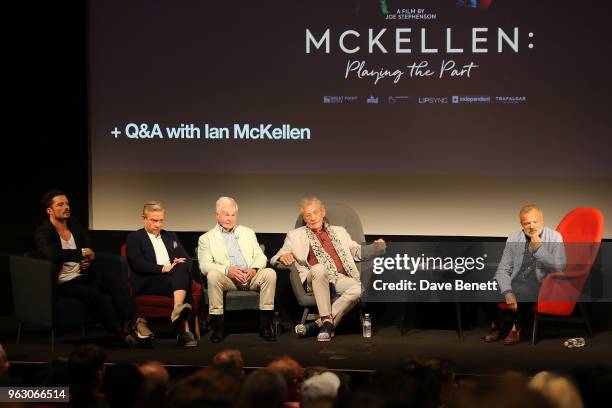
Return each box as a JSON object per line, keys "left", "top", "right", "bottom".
{"left": 125, "top": 228, "right": 192, "bottom": 294}
{"left": 34, "top": 217, "right": 91, "bottom": 280}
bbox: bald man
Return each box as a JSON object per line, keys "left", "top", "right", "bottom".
{"left": 490, "top": 205, "right": 566, "bottom": 345}
{"left": 139, "top": 361, "right": 169, "bottom": 388}
{"left": 212, "top": 349, "right": 245, "bottom": 381}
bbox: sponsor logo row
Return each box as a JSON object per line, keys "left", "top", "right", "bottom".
{"left": 323, "top": 95, "right": 527, "bottom": 104}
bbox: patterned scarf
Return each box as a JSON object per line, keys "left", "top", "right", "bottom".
{"left": 306, "top": 222, "right": 359, "bottom": 282}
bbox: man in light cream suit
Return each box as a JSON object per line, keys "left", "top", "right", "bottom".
{"left": 198, "top": 197, "right": 277, "bottom": 342}
{"left": 271, "top": 197, "right": 385, "bottom": 342}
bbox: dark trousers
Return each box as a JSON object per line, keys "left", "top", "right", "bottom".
{"left": 136, "top": 263, "right": 192, "bottom": 303}
{"left": 484, "top": 302, "right": 534, "bottom": 333}
{"left": 57, "top": 263, "right": 136, "bottom": 333}
{"left": 506, "top": 302, "right": 535, "bottom": 332}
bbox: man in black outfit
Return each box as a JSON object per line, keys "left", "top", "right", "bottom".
{"left": 34, "top": 190, "right": 153, "bottom": 346}
{"left": 125, "top": 200, "right": 197, "bottom": 347}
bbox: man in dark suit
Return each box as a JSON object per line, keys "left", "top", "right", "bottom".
{"left": 125, "top": 201, "right": 197, "bottom": 347}
{"left": 35, "top": 190, "right": 151, "bottom": 347}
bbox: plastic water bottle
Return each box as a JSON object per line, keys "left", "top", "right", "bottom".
{"left": 362, "top": 313, "right": 372, "bottom": 338}
{"left": 272, "top": 312, "right": 281, "bottom": 336}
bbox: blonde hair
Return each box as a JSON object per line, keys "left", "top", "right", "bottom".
{"left": 216, "top": 196, "right": 238, "bottom": 212}
{"left": 299, "top": 196, "right": 324, "bottom": 213}
{"left": 528, "top": 371, "right": 583, "bottom": 408}
{"left": 143, "top": 200, "right": 164, "bottom": 215}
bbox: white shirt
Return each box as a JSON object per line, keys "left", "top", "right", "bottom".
{"left": 58, "top": 234, "right": 81, "bottom": 284}
{"left": 147, "top": 231, "right": 171, "bottom": 266}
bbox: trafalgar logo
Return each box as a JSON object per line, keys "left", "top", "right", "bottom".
{"left": 367, "top": 95, "right": 380, "bottom": 104}
{"left": 495, "top": 96, "right": 527, "bottom": 104}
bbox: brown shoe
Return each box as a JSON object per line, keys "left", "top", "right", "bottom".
{"left": 133, "top": 317, "right": 154, "bottom": 340}
{"left": 504, "top": 330, "right": 521, "bottom": 345}
{"left": 483, "top": 328, "right": 500, "bottom": 342}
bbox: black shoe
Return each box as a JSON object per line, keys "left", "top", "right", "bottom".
{"left": 115, "top": 329, "right": 138, "bottom": 348}
{"left": 317, "top": 321, "right": 334, "bottom": 342}
{"left": 260, "top": 327, "right": 277, "bottom": 342}
{"left": 210, "top": 316, "right": 225, "bottom": 343}
{"left": 259, "top": 311, "right": 276, "bottom": 341}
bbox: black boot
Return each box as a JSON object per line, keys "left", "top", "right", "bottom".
{"left": 114, "top": 327, "right": 137, "bottom": 348}
{"left": 259, "top": 311, "right": 276, "bottom": 342}
{"left": 210, "top": 314, "right": 225, "bottom": 343}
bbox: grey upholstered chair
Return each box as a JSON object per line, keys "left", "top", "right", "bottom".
{"left": 198, "top": 244, "right": 265, "bottom": 312}
{"left": 288, "top": 201, "right": 370, "bottom": 324}
{"left": 9, "top": 253, "right": 124, "bottom": 351}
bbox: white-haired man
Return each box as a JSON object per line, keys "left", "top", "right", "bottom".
{"left": 198, "top": 197, "right": 277, "bottom": 342}
{"left": 271, "top": 197, "right": 385, "bottom": 341}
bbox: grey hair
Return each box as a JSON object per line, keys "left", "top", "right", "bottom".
{"left": 216, "top": 196, "right": 238, "bottom": 212}
{"left": 299, "top": 196, "right": 324, "bottom": 213}
{"left": 528, "top": 371, "right": 584, "bottom": 408}
{"left": 519, "top": 204, "right": 541, "bottom": 216}
{"left": 143, "top": 201, "right": 164, "bottom": 215}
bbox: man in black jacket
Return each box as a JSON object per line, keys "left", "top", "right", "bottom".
{"left": 125, "top": 201, "right": 197, "bottom": 347}
{"left": 35, "top": 190, "right": 153, "bottom": 346}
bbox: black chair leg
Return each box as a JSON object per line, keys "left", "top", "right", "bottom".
{"left": 455, "top": 302, "right": 463, "bottom": 338}
{"left": 399, "top": 303, "right": 406, "bottom": 335}
{"left": 578, "top": 303, "right": 594, "bottom": 337}
{"left": 301, "top": 307, "right": 309, "bottom": 325}
{"left": 16, "top": 322, "right": 22, "bottom": 344}
{"left": 531, "top": 314, "right": 539, "bottom": 346}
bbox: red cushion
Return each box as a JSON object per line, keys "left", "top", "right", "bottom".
{"left": 121, "top": 243, "right": 203, "bottom": 319}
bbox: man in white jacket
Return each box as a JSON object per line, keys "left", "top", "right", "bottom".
{"left": 271, "top": 197, "right": 385, "bottom": 341}
{"left": 198, "top": 197, "right": 277, "bottom": 342}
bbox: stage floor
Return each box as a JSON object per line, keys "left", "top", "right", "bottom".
{"left": 4, "top": 321, "right": 612, "bottom": 377}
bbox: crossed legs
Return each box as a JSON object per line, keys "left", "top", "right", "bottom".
{"left": 307, "top": 264, "right": 361, "bottom": 328}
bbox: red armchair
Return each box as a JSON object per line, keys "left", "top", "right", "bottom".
{"left": 121, "top": 244, "right": 203, "bottom": 339}
{"left": 532, "top": 208, "right": 604, "bottom": 344}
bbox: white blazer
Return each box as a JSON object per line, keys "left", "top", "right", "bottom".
{"left": 197, "top": 225, "right": 267, "bottom": 276}
{"left": 271, "top": 225, "right": 362, "bottom": 283}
